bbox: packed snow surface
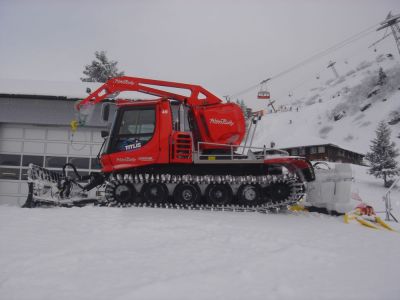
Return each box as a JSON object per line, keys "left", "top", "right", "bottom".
{"left": 1, "top": 166, "right": 400, "bottom": 300}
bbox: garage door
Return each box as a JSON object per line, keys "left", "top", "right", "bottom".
{"left": 0, "top": 123, "right": 104, "bottom": 206}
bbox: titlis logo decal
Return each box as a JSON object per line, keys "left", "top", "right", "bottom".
{"left": 209, "top": 118, "right": 234, "bottom": 126}
{"left": 114, "top": 79, "right": 136, "bottom": 85}
{"left": 125, "top": 142, "right": 142, "bottom": 151}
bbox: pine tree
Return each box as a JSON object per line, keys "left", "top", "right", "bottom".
{"left": 81, "top": 51, "right": 124, "bottom": 82}
{"left": 239, "top": 99, "right": 248, "bottom": 119}
{"left": 365, "top": 121, "right": 399, "bottom": 187}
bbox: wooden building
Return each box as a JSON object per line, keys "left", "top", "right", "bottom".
{"left": 280, "top": 143, "right": 364, "bottom": 165}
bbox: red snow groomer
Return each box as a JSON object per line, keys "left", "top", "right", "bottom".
{"left": 25, "top": 76, "right": 315, "bottom": 211}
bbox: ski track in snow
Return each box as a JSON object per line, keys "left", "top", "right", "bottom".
{"left": 1, "top": 203, "right": 400, "bottom": 300}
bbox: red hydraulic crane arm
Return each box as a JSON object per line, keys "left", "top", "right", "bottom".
{"left": 76, "top": 76, "right": 222, "bottom": 110}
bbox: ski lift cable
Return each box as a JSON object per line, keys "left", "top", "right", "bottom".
{"left": 281, "top": 42, "right": 374, "bottom": 100}
{"left": 282, "top": 35, "right": 385, "bottom": 99}
{"left": 280, "top": 66, "right": 328, "bottom": 99}
{"left": 282, "top": 33, "right": 385, "bottom": 99}
{"left": 269, "top": 24, "right": 378, "bottom": 79}
{"left": 368, "top": 29, "right": 392, "bottom": 49}
{"left": 229, "top": 21, "right": 380, "bottom": 99}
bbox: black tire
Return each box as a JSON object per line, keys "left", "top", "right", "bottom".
{"left": 205, "top": 183, "right": 232, "bottom": 205}
{"left": 237, "top": 184, "right": 261, "bottom": 206}
{"left": 173, "top": 183, "right": 201, "bottom": 205}
{"left": 141, "top": 183, "right": 169, "bottom": 204}
{"left": 107, "top": 183, "right": 137, "bottom": 205}
{"left": 263, "top": 182, "right": 292, "bottom": 203}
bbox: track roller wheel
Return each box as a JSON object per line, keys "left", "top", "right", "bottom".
{"left": 237, "top": 184, "right": 261, "bottom": 205}
{"left": 205, "top": 183, "right": 232, "bottom": 205}
{"left": 141, "top": 183, "right": 169, "bottom": 204}
{"left": 106, "top": 182, "right": 137, "bottom": 205}
{"left": 173, "top": 183, "right": 201, "bottom": 205}
{"left": 263, "top": 182, "right": 292, "bottom": 203}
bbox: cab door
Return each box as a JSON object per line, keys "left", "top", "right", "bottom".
{"left": 105, "top": 105, "right": 161, "bottom": 171}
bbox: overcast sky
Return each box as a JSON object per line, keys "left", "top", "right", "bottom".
{"left": 1, "top": 0, "right": 399, "bottom": 109}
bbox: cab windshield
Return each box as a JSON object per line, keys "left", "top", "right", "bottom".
{"left": 111, "top": 106, "right": 156, "bottom": 152}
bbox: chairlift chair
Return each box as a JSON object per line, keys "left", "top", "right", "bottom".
{"left": 257, "top": 82, "right": 270, "bottom": 99}
{"left": 257, "top": 90, "right": 270, "bottom": 99}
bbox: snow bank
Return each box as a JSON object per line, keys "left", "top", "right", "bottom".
{"left": 1, "top": 207, "right": 400, "bottom": 300}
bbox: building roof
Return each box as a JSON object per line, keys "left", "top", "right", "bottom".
{"left": 0, "top": 79, "right": 108, "bottom": 127}
{"left": 278, "top": 141, "right": 364, "bottom": 156}
{"left": 0, "top": 78, "right": 101, "bottom": 99}
{"left": 272, "top": 135, "right": 364, "bottom": 155}
{"left": 0, "top": 97, "right": 106, "bottom": 127}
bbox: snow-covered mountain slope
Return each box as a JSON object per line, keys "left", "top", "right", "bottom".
{"left": 253, "top": 54, "right": 400, "bottom": 154}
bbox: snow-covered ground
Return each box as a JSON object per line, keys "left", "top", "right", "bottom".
{"left": 1, "top": 165, "right": 400, "bottom": 300}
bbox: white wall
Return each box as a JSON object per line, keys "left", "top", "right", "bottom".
{"left": 0, "top": 123, "right": 103, "bottom": 206}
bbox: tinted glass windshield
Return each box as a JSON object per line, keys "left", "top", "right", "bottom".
{"left": 111, "top": 107, "right": 156, "bottom": 152}
{"left": 119, "top": 109, "right": 155, "bottom": 135}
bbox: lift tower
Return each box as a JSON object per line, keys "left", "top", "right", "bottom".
{"left": 376, "top": 12, "right": 400, "bottom": 57}
{"left": 327, "top": 61, "right": 339, "bottom": 78}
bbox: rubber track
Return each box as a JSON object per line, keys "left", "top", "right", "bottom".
{"left": 104, "top": 173, "right": 305, "bottom": 213}
{"left": 26, "top": 165, "right": 306, "bottom": 213}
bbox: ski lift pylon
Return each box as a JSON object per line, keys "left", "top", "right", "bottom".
{"left": 257, "top": 79, "right": 271, "bottom": 100}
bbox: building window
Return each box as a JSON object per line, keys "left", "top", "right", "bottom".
{"left": 291, "top": 148, "right": 298, "bottom": 155}
{"left": 45, "top": 156, "right": 67, "bottom": 168}
{"left": 22, "top": 155, "right": 43, "bottom": 167}
{"left": 68, "top": 157, "right": 90, "bottom": 169}
{"left": 299, "top": 147, "right": 306, "bottom": 155}
{"left": 318, "top": 146, "right": 325, "bottom": 153}
{"left": 310, "top": 147, "right": 317, "bottom": 154}
{"left": 21, "top": 168, "right": 29, "bottom": 180}
{"left": 0, "top": 167, "right": 20, "bottom": 180}
{"left": 0, "top": 154, "right": 21, "bottom": 166}
{"left": 91, "top": 158, "right": 102, "bottom": 170}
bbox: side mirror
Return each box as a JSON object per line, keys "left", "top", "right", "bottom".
{"left": 101, "top": 103, "right": 110, "bottom": 122}
{"left": 101, "top": 130, "right": 109, "bottom": 138}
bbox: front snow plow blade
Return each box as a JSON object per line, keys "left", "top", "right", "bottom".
{"left": 23, "top": 164, "right": 104, "bottom": 208}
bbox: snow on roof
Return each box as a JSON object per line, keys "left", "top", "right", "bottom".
{"left": 0, "top": 78, "right": 101, "bottom": 99}
{"left": 276, "top": 136, "right": 336, "bottom": 149}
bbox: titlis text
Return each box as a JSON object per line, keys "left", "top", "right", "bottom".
{"left": 125, "top": 142, "right": 142, "bottom": 151}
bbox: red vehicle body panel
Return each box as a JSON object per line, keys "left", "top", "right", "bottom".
{"left": 78, "top": 76, "right": 312, "bottom": 179}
